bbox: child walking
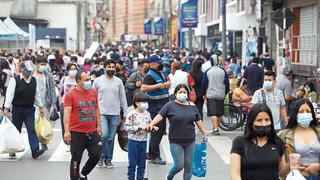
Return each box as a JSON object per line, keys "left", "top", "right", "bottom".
{"left": 125, "top": 92, "right": 151, "bottom": 180}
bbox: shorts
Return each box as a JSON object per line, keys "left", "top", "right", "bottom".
{"left": 207, "top": 98, "right": 224, "bottom": 117}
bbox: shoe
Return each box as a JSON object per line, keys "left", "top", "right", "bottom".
{"left": 41, "top": 144, "right": 48, "bottom": 151}
{"left": 150, "top": 157, "right": 166, "bottom": 165}
{"left": 212, "top": 129, "right": 220, "bottom": 136}
{"left": 32, "top": 149, "right": 45, "bottom": 159}
{"left": 9, "top": 153, "right": 16, "bottom": 158}
{"left": 105, "top": 160, "right": 114, "bottom": 168}
{"left": 79, "top": 176, "right": 87, "bottom": 180}
{"left": 97, "top": 158, "right": 104, "bottom": 167}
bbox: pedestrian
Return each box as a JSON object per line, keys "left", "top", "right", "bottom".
{"left": 33, "top": 56, "right": 57, "bottom": 150}
{"left": 124, "top": 92, "right": 151, "bottom": 180}
{"left": 147, "top": 84, "right": 207, "bottom": 180}
{"left": 251, "top": 71, "right": 288, "bottom": 131}
{"left": 202, "top": 54, "right": 230, "bottom": 135}
{"left": 93, "top": 59, "right": 128, "bottom": 168}
{"left": 3, "top": 61, "right": 46, "bottom": 158}
{"left": 63, "top": 71, "right": 102, "bottom": 180}
{"left": 125, "top": 60, "right": 149, "bottom": 107}
{"left": 232, "top": 78, "right": 252, "bottom": 112}
{"left": 167, "top": 61, "right": 194, "bottom": 101}
{"left": 276, "top": 68, "right": 295, "bottom": 115}
{"left": 141, "top": 54, "right": 170, "bottom": 165}
{"left": 278, "top": 98, "right": 320, "bottom": 180}
{"left": 304, "top": 80, "right": 317, "bottom": 103}
{"left": 230, "top": 103, "right": 289, "bottom": 180}
{"left": 115, "top": 60, "right": 128, "bottom": 85}
{"left": 189, "top": 59, "right": 204, "bottom": 118}
{"left": 243, "top": 57, "right": 264, "bottom": 95}
{"left": 59, "top": 63, "right": 78, "bottom": 143}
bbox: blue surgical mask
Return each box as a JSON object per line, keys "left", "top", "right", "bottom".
{"left": 139, "top": 103, "right": 149, "bottom": 111}
{"left": 38, "top": 65, "right": 46, "bottom": 73}
{"left": 83, "top": 81, "right": 91, "bottom": 90}
{"left": 263, "top": 81, "right": 273, "bottom": 90}
{"left": 297, "top": 113, "right": 313, "bottom": 128}
{"left": 69, "top": 70, "right": 77, "bottom": 78}
{"left": 23, "top": 68, "right": 32, "bottom": 79}
{"left": 176, "top": 93, "right": 188, "bottom": 102}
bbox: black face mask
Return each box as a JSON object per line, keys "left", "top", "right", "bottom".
{"left": 157, "top": 63, "right": 163, "bottom": 71}
{"left": 115, "top": 67, "right": 121, "bottom": 72}
{"left": 106, "top": 70, "right": 115, "bottom": 76}
{"left": 253, "top": 125, "right": 272, "bottom": 137}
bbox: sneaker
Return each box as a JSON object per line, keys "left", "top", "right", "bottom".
{"left": 32, "top": 149, "right": 46, "bottom": 159}
{"left": 41, "top": 144, "right": 48, "bottom": 151}
{"left": 150, "top": 157, "right": 166, "bottom": 165}
{"left": 212, "top": 129, "right": 220, "bottom": 136}
{"left": 79, "top": 176, "right": 88, "bottom": 180}
{"left": 9, "top": 153, "right": 16, "bottom": 158}
{"left": 97, "top": 158, "right": 104, "bottom": 167}
{"left": 105, "top": 160, "right": 114, "bottom": 168}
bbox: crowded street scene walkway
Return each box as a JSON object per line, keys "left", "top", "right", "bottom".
{"left": 0, "top": 0, "right": 320, "bottom": 180}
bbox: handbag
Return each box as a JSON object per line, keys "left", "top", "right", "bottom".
{"left": 189, "top": 86, "right": 196, "bottom": 103}
{"left": 35, "top": 116, "right": 53, "bottom": 144}
{"left": 192, "top": 139, "right": 207, "bottom": 177}
{"left": 117, "top": 121, "right": 128, "bottom": 152}
{"left": 49, "top": 109, "right": 60, "bottom": 121}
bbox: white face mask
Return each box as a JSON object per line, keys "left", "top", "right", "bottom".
{"left": 139, "top": 103, "right": 148, "bottom": 111}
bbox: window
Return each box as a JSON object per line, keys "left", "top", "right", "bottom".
{"left": 236, "top": 0, "right": 245, "bottom": 13}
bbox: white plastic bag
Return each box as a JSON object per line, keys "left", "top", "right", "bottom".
{"left": 0, "top": 116, "right": 25, "bottom": 153}
{"left": 286, "top": 170, "right": 306, "bottom": 180}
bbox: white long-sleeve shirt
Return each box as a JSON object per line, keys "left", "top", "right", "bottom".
{"left": 4, "top": 74, "right": 43, "bottom": 109}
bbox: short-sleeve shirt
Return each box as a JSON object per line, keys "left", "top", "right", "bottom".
{"left": 158, "top": 101, "right": 201, "bottom": 144}
{"left": 231, "top": 136, "right": 285, "bottom": 180}
{"left": 64, "top": 88, "right": 98, "bottom": 133}
{"left": 251, "top": 89, "right": 286, "bottom": 130}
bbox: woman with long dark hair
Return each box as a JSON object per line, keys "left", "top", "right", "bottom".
{"left": 189, "top": 59, "right": 204, "bottom": 118}
{"left": 278, "top": 98, "right": 320, "bottom": 180}
{"left": 230, "top": 103, "right": 288, "bottom": 180}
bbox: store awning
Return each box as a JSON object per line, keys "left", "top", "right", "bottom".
{"left": 3, "top": 17, "right": 29, "bottom": 38}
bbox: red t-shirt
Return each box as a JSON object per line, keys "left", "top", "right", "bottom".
{"left": 64, "top": 88, "right": 98, "bottom": 133}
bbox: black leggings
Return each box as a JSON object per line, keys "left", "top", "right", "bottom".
{"left": 70, "top": 131, "right": 102, "bottom": 180}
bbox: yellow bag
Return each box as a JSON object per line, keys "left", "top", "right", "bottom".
{"left": 35, "top": 116, "right": 53, "bottom": 144}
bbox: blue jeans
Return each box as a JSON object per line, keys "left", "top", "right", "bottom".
{"left": 306, "top": 176, "right": 319, "bottom": 180}
{"left": 12, "top": 106, "right": 39, "bottom": 152}
{"left": 167, "top": 142, "right": 195, "bottom": 180}
{"left": 127, "top": 139, "right": 147, "bottom": 180}
{"left": 100, "top": 115, "right": 120, "bottom": 161}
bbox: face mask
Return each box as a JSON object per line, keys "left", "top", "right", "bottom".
{"left": 99, "top": 65, "right": 104, "bottom": 69}
{"left": 157, "top": 63, "right": 163, "bottom": 71}
{"left": 38, "top": 65, "right": 46, "bottom": 73}
{"left": 23, "top": 68, "right": 32, "bottom": 79}
{"left": 144, "top": 68, "right": 149, "bottom": 74}
{"left": 139, "top": 103, "right": 149, "bottom": 111}
{"left": 69, "top": 70, "right": 77, "bottom": 78}
{"left": 106, "top": 70, "right": 115, "bottom": 76}
{"left": 253, "top": 125, "right": 272, "bottom": 137}
{"left": 116, "top": 67, "right": 121, "bottom": 72}
{"left": 83, "top": 81, "right": 92, "bottom": 90}
{"left": 263, "top": 81, "right": 273, "bottom": 90}
{"left": 176, "top": 93, "right": 188, "bottom": 102}
{"left": 297, "top": 113, "right": 313, "bottom": 128}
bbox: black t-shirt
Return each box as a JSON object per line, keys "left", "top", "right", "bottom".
{"left": 231, "top": 136, "right": 285, "bottom": 180}
{"left": 261, "top": 58, "right": 275, "bottom": 71}
{"left": 158, "top": 101, "right": 201, "bottom": 144}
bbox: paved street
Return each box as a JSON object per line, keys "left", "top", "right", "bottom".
{"left": 0, "top": 114, "right": 242, "bottom": 180}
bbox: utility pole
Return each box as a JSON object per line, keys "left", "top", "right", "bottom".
{"left": 178, "top": 0, "right": 182, "bottom": 48}
{"left": 169, "top": 0, "right": 172, "bottom": 50}
{"left": 316, "top": 0, "right": 320, "bottom": 101}
{"left": 220, "top": 0, "right": 227, "bottom": 66}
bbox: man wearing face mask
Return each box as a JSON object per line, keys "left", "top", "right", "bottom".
{"left": 33, "top": 57, "right": 57, "bottom": 150}
{"left": 64, "top": 71, "right": 102, "bottom": 180}
{"left": 125, "top": 60, "right": 149, "bottom": 107}
{"left": 93, "top": 59, "right": 128, "bottom": 168}
{"left": 3, "top": 61, "right": 46, "bottom": 158}
{"left": 141, "top": 54, "right": 170, "bottom": 165}
{"left": 251, "top": 71, "right": 288, "bottom": 131}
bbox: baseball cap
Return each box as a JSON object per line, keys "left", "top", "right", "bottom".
{"left": 148, "top": 55, "right": 161, "bottom": 63}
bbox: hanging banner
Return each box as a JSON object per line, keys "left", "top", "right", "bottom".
{"left": 29, "top": 24, "right": 36, "bottom": 50}
{"left": 181, "top": 0, "right": 198, "bottom": 28}
{"left": 154, "top": 17, "right": 164, "bottom": 36}
{"left": 171, "top": 15, "right": 178, "bottom": 48}
{"left": 144, "top": 19, "right": 152, "bottom": 34}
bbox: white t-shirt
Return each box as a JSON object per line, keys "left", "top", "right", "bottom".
{"left": 251, "top": 88, "right": 286, "bottom": 130}
{"left": 168, "top": 70, "right": 188, "bottom": 95}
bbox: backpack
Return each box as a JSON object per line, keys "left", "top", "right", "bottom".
{"left": 0, "top": 71, "right": 7, "bottom": 96}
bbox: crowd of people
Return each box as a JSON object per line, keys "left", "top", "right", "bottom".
{"left": 0, "top": 43, "right": 319, "bottom": 180}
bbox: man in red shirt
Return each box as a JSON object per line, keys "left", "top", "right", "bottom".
{"left": 64, "top": 71, "right": 102, "bottom": 180}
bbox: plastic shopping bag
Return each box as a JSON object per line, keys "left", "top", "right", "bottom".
{"left": 0, "top": 116, "right": 25, "bottom": 153}
{"left": 192, "top": 140, "right": 207, "bottom": 177}
{"left": 35, "top": 116, "right": 53, "bottom": 144}
{"left": 286, "top": 170, "right": 306, "bottom": 180}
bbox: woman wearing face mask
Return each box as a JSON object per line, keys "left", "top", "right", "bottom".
{"left": 278, "top": 98, "right": 320, "bottom": 180}
{"left": 230, "top": 103, "right": 289, "bottom": 180}
{"left": 59, "top": 63, "right": 78, "bottom": 144}
{"left": 147, "top": 84, "right": 206, "bottom": 180}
